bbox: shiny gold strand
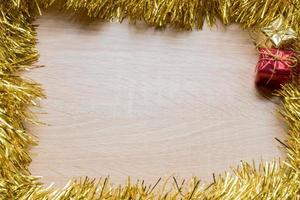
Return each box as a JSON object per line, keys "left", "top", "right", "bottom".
{"left": 1, "top": 0, "right": 300, "bottom": 199}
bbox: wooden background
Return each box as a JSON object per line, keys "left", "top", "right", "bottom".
{"left": 28, "top": 10, "right": 285, "bottom": 187}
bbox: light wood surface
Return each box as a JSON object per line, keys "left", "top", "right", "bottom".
{"left": 28, "top": 11, "right": 285, "bottom": 187}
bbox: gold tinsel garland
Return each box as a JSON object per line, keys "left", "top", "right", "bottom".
{"left": 1, "top": 0, "right": 300, "bottom": 199}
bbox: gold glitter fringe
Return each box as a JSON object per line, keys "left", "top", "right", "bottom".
{"left": 1, "top": 0, "right": 300, "bottom": 199}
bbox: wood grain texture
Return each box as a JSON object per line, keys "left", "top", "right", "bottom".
{"left": 28, "top": 10, "right": 285, "bottom": 187}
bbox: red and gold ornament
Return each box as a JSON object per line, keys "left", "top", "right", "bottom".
{"left": 255, "top": 48, "right": 297, "bottom": 89}
{"left": 253, "top": 16, "right": 299, "bottom": 89}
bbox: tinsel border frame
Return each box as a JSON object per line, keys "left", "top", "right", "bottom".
{"left": 1, "top": 0, "right": 300, "bottom": 199}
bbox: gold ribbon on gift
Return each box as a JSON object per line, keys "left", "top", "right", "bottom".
{"left": 257, "top": 49, "right": 298, "bottom": 85}
{"left": 258, "top": 50, "right": 298, "bottom": 68}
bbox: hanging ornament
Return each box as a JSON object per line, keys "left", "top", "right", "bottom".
{"left": 255, "top": 48, "right": 298, "bottom": 89}
{"left": 261, "top": 16, "right": 297, "bottom": 48}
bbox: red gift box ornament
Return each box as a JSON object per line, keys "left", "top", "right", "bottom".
{"left": 255, "top": 48, "right": 298, "bottom": 89}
